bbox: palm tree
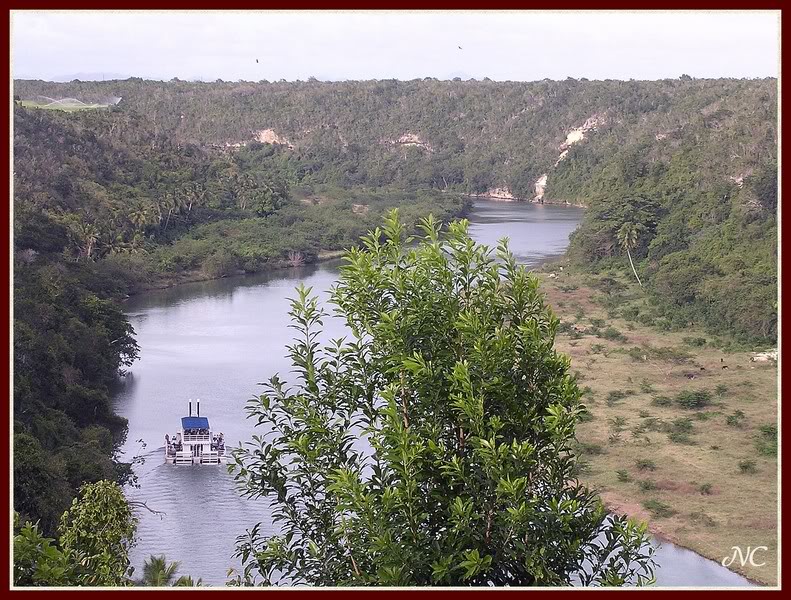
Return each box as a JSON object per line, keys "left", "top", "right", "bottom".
{"left": 74, "top": 222, "right": 100, "bottom": 261}
{"left": 128, "top": 204, "right": 150, "bottom": 232}
{"left": 174, "top": 575, "right": 204, "bottom": 586}
{"left": 140, "top": 555, "right": 180, "bottom": 586}
{"left": 617, "top": 222, "right": 643, "bottom": 287}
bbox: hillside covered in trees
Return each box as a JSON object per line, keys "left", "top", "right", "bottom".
{"left": 12, "top": 77, "right": 777, "bottom": 534}
{"left": 15, "top": 77, "right": 777, "bottom": 342}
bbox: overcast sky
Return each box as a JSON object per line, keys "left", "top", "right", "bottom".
{"left": 11, "top": 10, "right": 780, "bottom": 82}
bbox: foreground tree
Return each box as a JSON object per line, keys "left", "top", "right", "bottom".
{"left": 230, "top": 211, "right": 655, "bottom": 587}
{"left": 14, "top": 480, "right": 137, "bottom": 586}
{"left": 58, "top": 480, "right": 138, "bottom": 586}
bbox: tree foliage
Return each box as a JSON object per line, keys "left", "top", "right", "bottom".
{"left": 14, "top": 481, "right": 137, "bottom": 587}
{"left": 229, "top": 211, "right": 655, "bottom": 586}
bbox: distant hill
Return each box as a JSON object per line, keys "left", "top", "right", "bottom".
{"left": 13, "top": 77, "right": 777, "bottom": 341}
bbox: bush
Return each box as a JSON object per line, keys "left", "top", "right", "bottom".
{"left": 579, "top": 442, "right": 605, "bottom": 455}
{"left": 638, "top": 480, "right": 657, "bottom": 492}
{"left": 607, "top": 390, "right": 630, "bottom": 406}
{"left": 643, "top": 500, "right": 676, "bottom": 519}
{"left": 616, "top": 470, "right": 631, "bottom": 482}
{"left": 600, "top": 327, "right": 628, "bottom": 342}
{"left": 738, "top": 459, "right": 758, "bottom": 474}
{"left": 682, "top": 337, "right": 707, "bottom": 347}
{"left": 755, "top": 424, "right": 777, "bottom": 457}
{"left": 651, "top": 396, "right": 672, "bottom": 407}
{"left": 636, "top": 459, "right": 656, "bottom": 472}
{"left": 688, "top": 511, "right": 716, "bottom": 527}
{"left": 639, "top": 380, "right": 655, "bottom": 394}
{"left": 726, "top": 410, "right": 745, "bottom": 427}
{"left": 699, "top": 483, "right": 713, "bottom": 495}
{"left": 676, "top": 390, "right": 712, "bottom": 409}
{"left": 202, "top": 249, "right": 239, "bottom": 278}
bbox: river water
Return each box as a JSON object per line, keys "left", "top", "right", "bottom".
{"left": 113, "top": 200, "right": 752, "bottom": 587}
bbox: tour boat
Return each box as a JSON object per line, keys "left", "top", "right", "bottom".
{"left": 164, "top": 400, "right": 227, "bottom": 465}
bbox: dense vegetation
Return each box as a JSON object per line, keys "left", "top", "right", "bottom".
{"left": 13, "top": 216, "right": 138, "bottom": 534}
{"left": 15, "top": 77, "right": 778, "bottom": 342}
{"left": 230, "top": 212, "right": 655, "bottom": 586}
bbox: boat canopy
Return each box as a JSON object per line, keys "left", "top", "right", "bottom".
{"left": 181, "top": 416, "right": 210, "bottom": 429}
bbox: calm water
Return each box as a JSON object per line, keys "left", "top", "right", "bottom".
{"left": 113, "top": 200, "right": 752, "bottom": 587}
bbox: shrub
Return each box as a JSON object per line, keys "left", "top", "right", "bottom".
{"left": 755, "top": 424, "right": 777, "bottom": 457}
{"left": 600, "top": 327, "right": 628, "bottom": 342}
{"left": 638, "top": 480, "right": 657, "bottom": 492}
{"left": 622, "top": 306, "right": 640, "bottom": 321}
{"left": 699, "top": 483, "right": 713, "bottom": 495}
{"left": 202, "top": 248, "right": 239, "bottom": 278}
{"left": 579, "top": 442, "right": 605, "bottom": 455}
{"left": 682, "top": 337, "right": 707, "bottom": 347}
{"left": 676, "top": 390, "right": 712, "bottom": 410}
{"left": 616, "top": 470, "right": 631, "bottom": 483}
{"left": 668, "top": 431, "right": 694, "bottom": 445}
{"left": 643, "top": 500, "right": 676, "bottom": 519}
{"left": 738, "top": 459, "right": 758, "bottom": 474}
{"left": 651, "top": 396, "right": 672, "bottom": 407}
{"left": 589, "top": 344, "right": 605, "bottom": 354}
{"left": 590, "top": 318, "right": 606, "bottom": 328}
{"left": 639, "top": 380, "right": 655, "bottom": 394}
{"left": 688, "top": 511, "right": 716, "bottom": 527}
{"left": 726, "top": 410, "right": 745, "bottom": 427}
{"left": 636, "top": 459, "right": 656, "bottom": 472}
{"left": 607, "top": 390, "right": 629, "bottom": 406}
{"left": 714, "top": 384, "right": 728, "bottom": 397}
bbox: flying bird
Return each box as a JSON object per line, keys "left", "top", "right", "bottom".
{"left": 256, "top": 59, "right": 259, "bottom": 63}
{"left": 458, "top": 46, "right": 463, "bottom": 50}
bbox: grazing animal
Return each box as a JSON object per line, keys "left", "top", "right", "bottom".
{"left": 722, "top": 365, "right": 729, "bottom": 370}
{"left": 685, "top": 373, "right": 696, "bottom": 379}
{"left": 700, "top": 367, "right": 706, "bottom": 371}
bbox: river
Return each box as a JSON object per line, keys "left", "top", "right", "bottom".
{"left": 113, "top": 200, "right": 752, "bottom": 587}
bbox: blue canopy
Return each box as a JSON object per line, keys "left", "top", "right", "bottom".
{"left": 182, "top": 416, "right": 209, "bottom": 429}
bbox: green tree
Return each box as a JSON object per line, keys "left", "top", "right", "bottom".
{"left": 229, "top": 211, "right": 655, "bottom": 586}
{"left": 617, "top": 222, "right": 644, "bottom": 287}
{"left": 13, "top": 515, "right": 77, "bottom": 586}
{"left": 58, "top": 480, "right": 138, "bottom": 586}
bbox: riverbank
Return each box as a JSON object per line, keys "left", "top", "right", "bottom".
{"left": 467, "top": 192, "right": 587, "bottom": 209}
{"left": 124, "top": 250, "right": 347, "bottom": 296}
{"left": 533, "top": 260, "right": 778, "bottom": 586}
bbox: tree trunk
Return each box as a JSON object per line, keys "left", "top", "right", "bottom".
{"left": 627, "top": 249, "right": 643, "bottom": 287}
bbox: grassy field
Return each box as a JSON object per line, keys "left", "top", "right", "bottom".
{"left": 17, "top": 99, "right": 110, "bottom": 112}
{"left": 534, "top": 260, "right": 778, "bottom": 586}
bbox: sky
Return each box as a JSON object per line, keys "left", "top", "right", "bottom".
{"left": 11, "top": 10, "right": 780, "bottom": 82}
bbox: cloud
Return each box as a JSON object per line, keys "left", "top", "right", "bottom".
{"left": 11, "top": 10, "right": 780, "bottom": 82}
